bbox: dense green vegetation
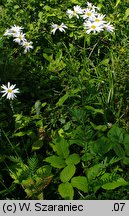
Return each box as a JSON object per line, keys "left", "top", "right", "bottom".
{"left": 0, "top": 0, "right": 129, "bottom": 200}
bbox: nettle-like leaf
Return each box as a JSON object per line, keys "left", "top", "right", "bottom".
{"left": 108, "top": 125, "right": 124, "bottom": 144}
{"left": 65, "top": 153, "right": 80, "bottom": 165}
{"left": 71, "top": 176, "right": 88, "bottom": 193}
{"left": 60, "top": 165, "right": 76, "bottom": 182}
{"left": 87, "top": 162, "right": 106, "bottom": 181}
{"left": 91, "top": 136, "right": 112, "bottom": 155}
{"left": 51, "top": 137, "right": 70, "bottom": 159}
{"left": 58, "top": 182, "right": 74, "bottom": 200}
{"left": 44, "top": 156, "right": 66, "bottom": 168}
{"left": 108, "top": 125, "right": 126, "bottom": 158}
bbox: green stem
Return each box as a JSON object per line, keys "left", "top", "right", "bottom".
{"left": 2, "top": 129, "right": 19, "bottom": 158}
{"left": 10, "top": 100, "right": 15, "bottom": 114}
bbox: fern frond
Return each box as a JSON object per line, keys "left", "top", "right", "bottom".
{"left": 27, "top": 155, "right": 39, "bottom": 174}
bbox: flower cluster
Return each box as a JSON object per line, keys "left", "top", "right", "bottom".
{"left": 4, "top": 25, "right": 33, "bottom": 53}
{"left": 51, "top": 23, "right": 67, "bottom": 35}
{"left": 51, "top": 1, "right": 114, "bottom": 35}
{"left": 82, "top": 2, "right": 114, "bottom": 34}
{"left": 0, "top": 82, "right": 20, "bottom": 100}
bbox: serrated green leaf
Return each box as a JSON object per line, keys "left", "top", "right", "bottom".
{"left": 108, "top": 125, "right": 124, "bottom": 144}
{"left": 60, "top": 165, "right": 76, "bottom": 182}
{"left": 102, "top": 178, "right": 128, "bottom": 190}
{"left": 58, "top": 182, "right": 74, "bottom": 199}
{"left": 113, "top": 144, "right": 125, "bottom": 158}
{"left": 45, "top": 156, "right": 66, "bottom": 168}
{"left": 71, "top": 176, "right": 88, "bottom": 193}
{"left": 91, "top": 137, "right": 112, "bottom": 155}
{"left": 65, "top": 154, "right": 80, "bottom": 165}
{"left": 52, "top": 137, "right": 69, "bottom": 159}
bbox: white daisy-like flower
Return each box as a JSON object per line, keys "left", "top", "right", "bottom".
{"left": 66, "top": 5, "right": 83, "bottom": 19}
{"left": 91, "top": 14, "right": 106, "bottom": 25}
{"left": 51, "top": 23, "right": 67, "bottom": 35}
{"left": 4, "top": 29, "right": 12, "bottom": 36}
{"left": 1, "top": 82, "right": 20, "bottom": 100}
{"left": 21, "top": 41, "right": 33, "bottom": 53}
{"left": 9, "top": 25, "right": 23, "bottom": 36}
{"left": 104, "top": 22, "right": 114, "bottom": 32}
{"left": 82, "top": 8, "right": 96, "bottom": 20}
{"left": 13, "top": 32, "right": 26, "bottom": 44}
{"left": 84, "top": 21, "right": 104, "bottom": 34}
{"left": 4, "top": 25, "right": 23, "bottom": 37}
{"left": 86, "top": 1, "right": 100, "bottom": 11}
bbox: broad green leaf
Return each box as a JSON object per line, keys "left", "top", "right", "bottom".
{"left": 108, "top": 125, "right": 124, "bottom": 144}
{"left": 55, "top": 50, "right": 62, "bottom": 63}
{"left": 90, "top": 122, "right": 107, "bottom": 131}
{"left": 114, "top": 0, "right": 121, "bottom": 8}
{"left": 63, "top": 121, "right": 71, "bottom": 131}
{"left": 87, "top": 163, "right": 105, "bottom": 181}
{"left": 38, "top": 11, "right": 43, "bottom": 19}
{"left": 91, "top": 137, "right": 112, "bottom": 155}
{"left": 85, "top": 106, "right": 104, "bottom": 114}
{"left": 44, "top": 156, "right": 66, "bottom": 168}
{"left": 58, "top": 182, "right": 74, "bottom": 199}
{"left": 123, "top": 8, "right": 129, "bottom": 20}
{"left": 56, "top": 93, "right": 69, "bottom": 107}
{"left": 71, "top": 176, "right": 88, "bottom": 193}
{"left": 43, "top": 53, "right": 53, "bottom": 62}
{"left": 52, "top": 137, "right": 69, "bottom": 159}
{"left": 14, "top": 5, "right": 19, "bottom": 9}
{"left": 123, "top": 157, "right": 129, "bottom": 165}
{"left": 60, "top": 165, "right": 76, "bottom": 182}
{"left": 113, "top": 144, "right": 125, "bottom": 158}
{"left": 13, "top": 131, "right": 26, "bottom": 137}
{"left": 65, "top": 154, "right": 80, "bottom": 165}
{"left": 102, "top": 178, "right": 128, "bottom": 190}
{"left": 107, "top": 125, "right": 125, "bottom": 157}
{"left": 32, "top": 140, "right": 43, "bottom": 151}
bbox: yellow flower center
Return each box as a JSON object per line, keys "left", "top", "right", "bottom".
{"left": 25, "top": 43, "right": 29, "bottom": 47}
{"left": 73, "top": 11, "right": 77, "bottom": 16}
{"left": 8, "top": 89, "right": 13, "bottom": 93}
{"left": 18, "top": 36, "right": 22, "bottom": 40}
{"left": 91, "top": 25, "right": 96, "bottom": 29}
{"left": 86, "top": 12, "right": 91, "bottom": 16}
{"left": 95, "top": 18, "right": 100, "bottom": 22}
